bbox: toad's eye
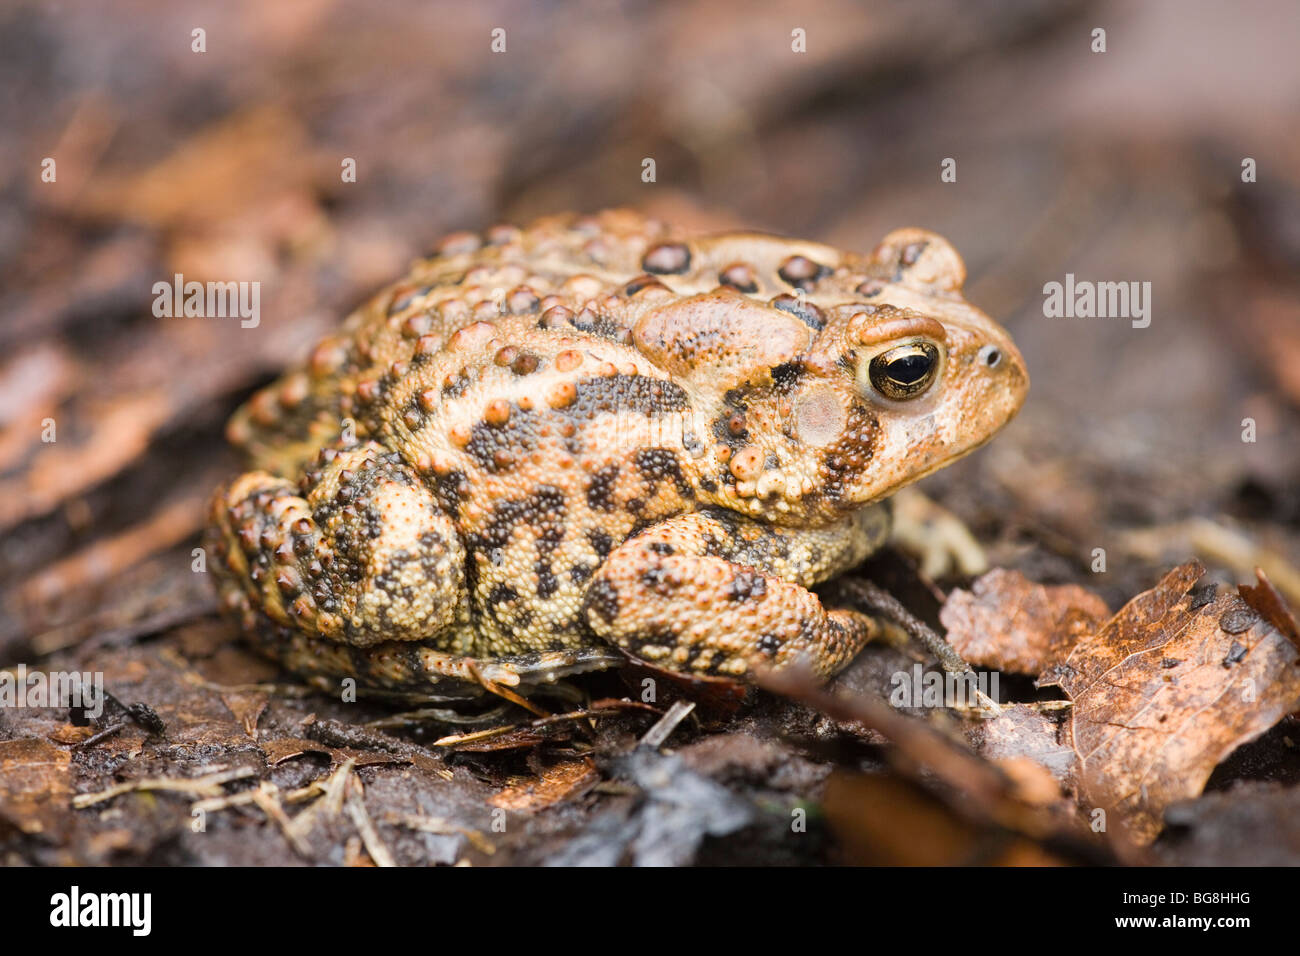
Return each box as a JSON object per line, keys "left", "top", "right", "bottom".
{"left": 865, "top": 341, "right": 940, "bottom": 401}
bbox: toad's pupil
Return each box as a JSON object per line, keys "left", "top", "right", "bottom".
{"left": 886, "top": 353, "right": 931, "bottom": 384}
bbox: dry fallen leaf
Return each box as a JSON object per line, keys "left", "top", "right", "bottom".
{"left": 489, "top": 759, "right": 600, "bottom": 811}
{"left": 0, "top": 738, "right": 73, "bottom": 837}
{"left": 1238, "top": 566, "right": 1300, "bottom": 647}
{"left": 941, "top": 568, "right": 1110, "bottom": 675}
{"left": 220, "top": 691, "right": 269, "bottom": 738}
{"left": 822, "top": 771, "right": 1068, "bottom": 866}
{"left": 47, "top": 724, "right": 98, "bottom": 746}
{"left": 965, "top": 703, "right": 1077, "bottom": 794}
{"left": 259, "top": 737, "right": 406, "bottom": 770}
{"left": 1041, "top": 561, "right": 1300, "bottom": 843}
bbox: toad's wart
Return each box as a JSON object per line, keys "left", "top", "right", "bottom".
{"left": 207, "top": 211, "right": 1027, "bottom": 695}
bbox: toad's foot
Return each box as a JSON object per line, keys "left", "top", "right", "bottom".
{"left": 583, "top": 509, "right": 891, "bottom": 681}
{"left": 890, "top": 486, "right": 989, "bottom": 579}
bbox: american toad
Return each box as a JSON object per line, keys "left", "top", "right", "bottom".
{"left": 207, "top": 210, "right": 1027, "bottom": 696}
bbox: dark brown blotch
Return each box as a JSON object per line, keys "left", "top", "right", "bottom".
{"left": 465, "top": 408, "right": 540, "bottom": 472}
{"left": 642, "top": 242, "right": 692, "bottom": 275}
{"left": 586, "top": 464, "right": 620, "bottom": 512}
{"left": 778, "top": 255, "right": 829, "bottom": 291}
{"left": 770, "top": 293, "right": 825, "bottom": 330}
{"left": 587, "top": 528, "right": 614, "bottom": 558}
{"left": 570, "top": 374, "right": 689, "bottom": 419}
{"left": 584, "top": 579, "right": 620, "bottom": 624}
{"left": 718, "top": 263, "right": 759, "bottom": 294}
{"left": 625, "top": 274, "right": 668, "bottom": 296}
{"left": 634, "top": 448, "right": 695, "bottom": 500}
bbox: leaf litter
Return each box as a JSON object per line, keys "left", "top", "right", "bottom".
{"left": 945, "top": 561, "right": 1300, "bottom": 844}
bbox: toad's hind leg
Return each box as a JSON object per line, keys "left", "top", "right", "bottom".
{"left": 208, "top": 441, "right": 470, "bottom": 654}
{"left": 583, "top": 508, "right": 890, "bottom": 681}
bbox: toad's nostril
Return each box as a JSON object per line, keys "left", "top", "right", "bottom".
{"left": 979, "top": 345, "right": 1002, "bottom": 368}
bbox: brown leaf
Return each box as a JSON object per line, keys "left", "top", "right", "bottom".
{"left": 260, "top": 737, "right": 330, "bottom": 766}
{"left": 220, "top": 692, "right": 268, "bottom": 738}
{"left": 259, "top": 737, "right": 404, "bottom": 770}
{"left": 941, "top": 568, "right": 1110, "bottom": 675}
{"left": 48, "top": 724, "right": 98, "bottom": 746}
{"left": 966, "top": 703, "right": 1077, "bottom": 793}
{"left": 0, "top": 738, "right": 73, "bottom": 837}
{"left": 489, "top": 759, "right": 600, "bottom": 811}
{"left": 822, "top": 772, "right": 1069, "bottom": 866}
{"left": 0, "top": 391, "right": 173, "bottom": 532}
{"left": 77, "top": 106, "right": 318, "bottom": 231}
{"left": 436, "top": 727, "right": 549, "bottom": 752}
{"left": 1238, "top": 567, "right": 1300, "bottom": 647}
{"left": 997, "top": 757, "right": 1068, "bottom": 809}
{"left": 1041, "top": 561, "right": 1300, "bottom": 843}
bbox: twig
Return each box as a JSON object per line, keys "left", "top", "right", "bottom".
{"left": 432, "top": 724, "right": 522, "bottom": 747}
{"left": 467, "top": 661, "right": 551, "bottom": 717}
{"left": 191, "top": 780, "right": 325, "bottom": 815}
{"left": 74, "top": 765, "right": 258, "bottom": 808}
{"left": 345, "top": 774, "right": 396, "bottom": 867}
{"left": 838, "top": 577, "right": 1001, "bottom": 715}
{"left": 72, "top": 722, "right": 126, "bottom": 750}
{"left": 637, "top": 699, "right": 695, "bottom": 749}
{"left": 319, "top": 758, "right": 354, "bottom": 816}
{"left": 382, "top": 813, "right": 495, "bottom": 856}
{"left": 277, "top": 758, "right": 354, "bottom": 853}
{"left": 250, "top": 782, "right": 314, "bottom": 857}
{"left": 364, "top": 702, "right": 515, "bottom": 729}
{"left": 431, "top": 701, "right": 665, "bottom": 747}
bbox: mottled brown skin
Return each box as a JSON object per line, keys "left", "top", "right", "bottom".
{"left": 207, "top": 210, "right": 1028, "bottom": 696}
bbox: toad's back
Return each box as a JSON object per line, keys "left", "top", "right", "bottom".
{"left": 228, "top": 209, "right": 861, "bottom": 478}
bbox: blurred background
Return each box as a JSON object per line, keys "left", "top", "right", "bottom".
{"left": 4, "top": 0, "right": 1298, "bottom": 653}
{"left": 1, "top": 0, "right": 1299, "bottom": 866}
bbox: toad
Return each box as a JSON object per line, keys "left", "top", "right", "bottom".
{"left": 206, "top": 210, "right": 1027, "bottom": 696}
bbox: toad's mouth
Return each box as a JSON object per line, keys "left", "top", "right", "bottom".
{"left": 864, "top": 418, "right": 1020, "bottom": 505}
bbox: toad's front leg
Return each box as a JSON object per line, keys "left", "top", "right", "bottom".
{"left": 582, "top": 507, "right": 891, "bottom": 681}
